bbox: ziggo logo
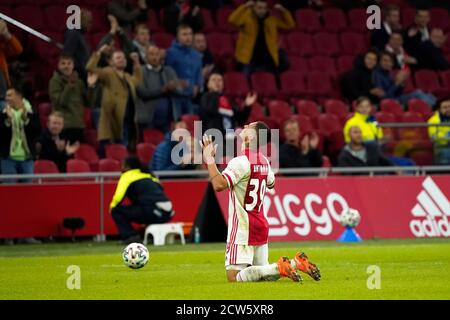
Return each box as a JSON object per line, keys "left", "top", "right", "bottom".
{"left": 263, "top": 189, "right": 349, "bottom": 237}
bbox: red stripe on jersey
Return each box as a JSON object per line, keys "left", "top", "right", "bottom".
{"left": 223, "top": 172, "right": 233, "bottom": 188}
{"left": 242, "top": 150, "right": 270, "bottom": 246}
{"left": 229, "top": 189, "right": 238, "bottom": 245}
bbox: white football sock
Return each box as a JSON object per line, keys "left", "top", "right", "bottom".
{"left": 236, "top": 263, "right": 280, "bottom": 282}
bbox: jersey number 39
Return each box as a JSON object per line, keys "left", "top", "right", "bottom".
{"left": 245, "top": 178, "right": 267, "bottom": 212}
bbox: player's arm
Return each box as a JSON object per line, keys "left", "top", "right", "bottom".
{"left": 200, "top": 135, "right": 228, "bottom": 192}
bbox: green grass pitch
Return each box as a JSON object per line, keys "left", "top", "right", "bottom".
{"left": 0, "top": 239, "right": 449, "bottom": 300}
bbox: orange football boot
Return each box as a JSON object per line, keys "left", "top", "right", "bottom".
{"left": 293, "top": 252, "right": 321, "bottom": 281}
{"left": 277, "top": 256, "right": 302, "bottom": 282}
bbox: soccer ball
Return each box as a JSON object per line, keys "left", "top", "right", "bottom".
{"left": 122, "top": 243, "right": 149, "bottom": 269}
{"left": 339, "top": 208, "right": 361, "bottom": 228}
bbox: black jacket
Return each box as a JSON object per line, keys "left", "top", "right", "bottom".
{"left": 417, "top": 40, "right": 450, "bottom": 71}
{"left": 279, "top": 143, "right": 323, "bottom": 169}
{"left": 0, "top": 109, "right": 41, "bottom": 160}
{"left": 371, "top": 25, "right": 392, "bottom": 51}
{"left": 199, "top": 92, "right": 250, "bottom": 136}
{"left": 341, "top": 55, "right": 376, "bottom": 102}
{"left": 63, "top": 29, "right": 90, "bottom": 81}
{"left": 337, "top": 143, "right": 393, "bottom": 168}
{"left": 35, "top": 130, "right": 72, "bottom": 172}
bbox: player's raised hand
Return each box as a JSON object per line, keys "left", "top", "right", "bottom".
{"left": 200, "top": 135, "right": 218, "bottom": 165}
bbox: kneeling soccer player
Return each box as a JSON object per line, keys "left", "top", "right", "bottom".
{"left": 200, "top": 122, "right": 321, "bottom": 282}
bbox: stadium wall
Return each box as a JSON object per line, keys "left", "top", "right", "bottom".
{"left": 0, "top": 176, "right": 448, "bottom": 240}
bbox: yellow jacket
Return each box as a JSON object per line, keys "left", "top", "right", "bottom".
{"left": 344, "top": 112, "right": 384, "bottom": 143}
{"left": 229, "top": 5, "right": 295, "bottom": 66}
{"left": 428, "top": 112, "right": 450, "bottom": 145}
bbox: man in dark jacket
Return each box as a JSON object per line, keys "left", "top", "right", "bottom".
{"left": 371, "top": 4, "right": 402, "bottom": 50}
{"left": 404, "top": 9, "right": 431, "bottom": 59}
{"left": 49, "top": 54, "right": 95, "bottom": 143}
{"left": 136, "top": 45, "right": 183, "bottom": 134}
{"left": 279, "top": 119, "right": 322, "bottom": 169}
{"left": 0, "top": 88, "right": 40, "bottom": 180}
{"left": 163, "top": 0, "right": 204, "bottom": 35}
{"left": 417, "top": 28, "right": 450, "bottom": 71}
{"left": 199, "top": 73, "right": 254, "bottom": 137}
{"left": 110, "top": 156, "right": 174, "bottom": 244}
{"left": 337, "top": 126, "right": 393, "bottom": 169}
{"left": 107, "top": 0, "right": 148, "bottom": 34}
{"left": 63, "top": 9, "right": 92, "bottom": 81}
{"left": 35, "top": 112, "right": 80, "bottom": 172}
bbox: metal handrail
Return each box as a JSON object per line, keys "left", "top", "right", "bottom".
{"left": 1, "top": 166, "right": 450, "bottom": 182}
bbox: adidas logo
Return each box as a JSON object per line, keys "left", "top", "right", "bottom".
{"left": 410, "top": 177, "right": 450, "bottom": 237}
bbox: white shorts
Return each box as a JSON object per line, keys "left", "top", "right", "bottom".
{"left": 225, "top": 243, "right": 269, "bottom": 271}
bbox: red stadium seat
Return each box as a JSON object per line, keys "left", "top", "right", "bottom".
{"left": 408, "top": 150, "right": 434, "bottom": 166}
{"left": 38, "top": 102, "right": 52, "bottom": 117}
{"left": 223, "top": 72, "right": 250, "bottom": 98}
{"left": 399, "top": 111, "right": 427, "bottom": 140}
{"left": 313, "top": 33, "right": 341, "bottom": 57}
{"left": 295, "top": 9, "right": 321, "bottom": 33}
{"left": 308, "top": 56, "right": 337, "bottom": 75}
{"left": 84, "top": 128, "right": 98, "bottom": 149}
{"left": 316, "top": 113, "right": 342, "bottom": 134}
{"left": 181, "top": 114, "right": 200, "bottom": 134}
{"left": 98, "top": 158, "right": 121, "bottom": 172}
{"left": 143, "top": 128, "right": 165, "bottom": 146}
{"left": 206, "top": 32, "right": 234, "bottom": 58}
{"left": 250, "top": 72, "right": 278, "bottom": 98}
{"left": 217, "top": 8, "right": 235, "bottom": 33}
{"left": 289, "top": 56, "right": 309, "bottom": 72}
{"left": 15, "top": 5, "right": 44, "bottom": 29}
{"left": 439, "top": 71, "right": 450, "bottom": 94}
{"left": 414, "top": 70, "right": 446, "bottom": 97}
{"left": 323, "top": 8, "right": 347, "bottom": 33}
{"left": 324, "top": 99, "right": 349, "bottom": 122}
{"left": 247, "top": 102, "right": 266, "bottom": 123}
{"left": 348, "top": 8, "right": 367, "bottom": 32}
{"left": 340, "top": 32, "right": 367, "bottom": 55}
{"left": 66, "top": 159, "right": 91, "bottom": 173}
{"left": 287, "top": 32, "right": 314, "bottom": 56}
{"left": 148, "top": 9, "right": 163, "bottom": 32}
{"left": 105, "top": 144, "right": 128, "bottom": 163}
{"left": 295, "top": 100, "right": 321, "bottom": 119}
{"left": 290, "top": 114, "right": 315, "bottom": 133}
{"left": 75, "top": 144, "right": 100, "bottom": 172}
{"left": 43, "top": 5, "right": 68, "bottom": 32}
{"left": 200, "top": 8, "right": 216, "bottom": 33}
{"left": 251, "top": 116, "right": 278, "bottom": 129}
{"left": 90, "top": 8, "right": 109, "bottom": 33}
{"left": 34, "top": 160, "right": 59, "bottom": 174}
{"left": 267, "top": 100, "right": 293, "bottom": 126}
{"left": 375, "top": 111, "right": 398, "bottom": 140}
{"left": 152, "top": 32, "right": 174, "bottom": 49}
{"left": 336, "top": 55, "right": 356, "bottom": 74}
{"left": 407, "top": 99, "right": 432, "bottom": 119}
{"left": 306, "top": 72, "right": 335, "bottom": 99}
{"left": 280, "top": 71, "right": 307, "bottom": 100}
{"left": 429, "top": 8, "right": 450, "bottom": 31}
{"left": 136, "top": 143, "right": 156, "bottom": 166}
{"left": 402, "top": 8, "right": 416, "bottom": 28}
{"left": 380, "top": 99, "right": 404, "bottom": 117}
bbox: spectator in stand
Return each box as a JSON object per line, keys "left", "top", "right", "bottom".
{"left": 110, "top": 156, "right": 174, "bottom": 244}
{"left": 193, "top": 33, "right": 216, "bottom": 80}
{"left": 417, "top": 28, "right": 450, "bottom": 71}
{"left": 165, "top": 24, "right": 203, "bottom": 119}
{"left": 163, "top": 0, "right": 204, "bottom": 35}
{"left": 0, "top": 88, "right": 40, "bottom": 180}
{"left": 86, "top": 46, "right": 142, "bottom": 156}
{"left": 35, "top": 112, "right": 80, "bottom": 173}
{"left": 49, "top": 54, "right": 96, "bottom": 144}
{"left": 404, "top": 9, "right": 430, "bottom": 59}
{"left": 107, "top": 0, "right": 148, "bottom": 34}
{"left": 428, "top": 98, "right": 450, "bottom": 165}
{"left": 337, "top": 126, "right": 393, "bottom": 170}
{"left": 385, "top": 31, "right": 417, "bottom": 71}
{"left": 341, "top": 50, "right": 380, "bottom": 103}
{"left": 200, "top": 73, "right": 255, "bottom": 137}
{"left": 136, "top": 45, "right": 183, "bottom": 134}
{"left": 279, "top": 119, "right": 323, "bottom": 169}
{"left": 372, "top": 51, "right": 436, "bottom": 108}
{"left": 229, "top": 1, "right": 295, "bottom": 75}
{"left": 343, "top": 96, "right": 383, "bottom": 144}
{"left": 371, "top": 4, "right": 402, "bottom": 51}
{"left": 279, "top": 0, "right": 323, "bottom": 13}
{"left": 0, "top": 19, "right": 23, "bottom": 105}
{"left": 132, "top": 24, "right": 154, "bottom": 64}
{"left": 63, "top": 9, "right": 92, "bottom": 81}
{"left": 150, "top": 121, "right": 195, "bottom": 171}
